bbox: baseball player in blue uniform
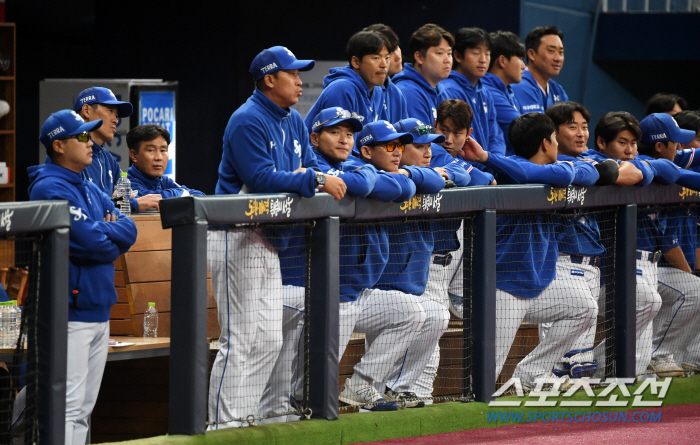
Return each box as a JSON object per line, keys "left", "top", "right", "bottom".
{"left": 634, "top": 113, "right": 700, "bottom": 377}
{"left": 339, "top": 121, "right": 436, "bottom": 410}
{"left": 430, "top": 99, "right": 505, "bottom": 321}
{"left": 208, "top": 46, "right": 348, "bottom": 429}
{"left": 540, "top": 102, "right": 640, "bottom": 378}
{"left": 259, "top": 108, "right": 394, "bottom": 420}
{"left": 442, "top": 28, "right": 506, "bottom": 158}
{"left": 32, "top": 110, "right": 137, "bottom": 444}
{"left": 482, "top": 31, "right": 526, "bottom": 156}
{"left": 512, "top": 26, "right": 568, "bottom": 114}
{"left": 348, "top": 120, "right": 446, "bottom": 407}
{"left": 364, "top": 24, "right": 409, "bottom": 123}
{"left": 582, "top": 112, "right": 683, "bottom": 376}
{"left": 393, "top": 24, "right": 453, "bottom": 127}
{"left": 304, "top": 31, "right": 390, "bottom": 137}
{"left": 487, "top": 113, "right": 598, "bottom": 388}
{"left": 126, "top": 124, "right": 205, "bottom": 199}
{"left": 73, "top": 87, "right": 162, "bottom": 213}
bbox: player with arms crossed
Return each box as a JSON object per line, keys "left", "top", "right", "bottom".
{"left": 31, "top": 110, "right": 137, "bottom": 444}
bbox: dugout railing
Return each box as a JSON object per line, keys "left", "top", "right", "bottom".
{"left": 160, "top": 183, "right": 700, "bottom": 436}
{"left": 0, "top": 201, "right": 71, "bottom": 445}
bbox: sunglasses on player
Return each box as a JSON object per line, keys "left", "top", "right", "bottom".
{"left": 63, "top": 132, "right": 91, "bottom": 143}
{"left": 408, "top": 124, "right": 434, "bottom": 136}
{"left": 374, "top": 141, "right": 405, "bottom": 152}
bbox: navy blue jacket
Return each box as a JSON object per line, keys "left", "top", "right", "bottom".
{"left": 375, "top": 167, "right": 445, "bottom": 295}
{"left": 216, "top": 89, "right": 319, "bottom": 196}
{"left": 393, "top": 64, "right": 451, "bottom": 128}
{"left": 127, "top": 165, "right": 204, "bottom": 201}
{"left": 304, "top": 66, "right": 385, "bottom": 134}
{"left": 383, "top": 75, "right": 409, "bottom": 123}
{"left": 496, "top": 158, "right": 575, "bottom": 298}
{"left": 441, "top": 71, "right": 506, "bottom": 156}
{"left": 28, "top": 163, "right": 137, "bottom": 322}
{"left": 512, "top": 68, "right": 568, "bottom": 114}
{"left": 481, "top": 73, "right": 521, "bottom": 156}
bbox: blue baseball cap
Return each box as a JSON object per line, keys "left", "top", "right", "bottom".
{"left": 73, "top": 87, "right": 133, "bottom": 118}
{"left": 393, "top": 118, "right": 445, "bottom": 144}
{"left": 311, "top": 107, "right": 363, "bottom": 133}
{"left": 640, "top": 113, "right": 695, "bottom": 144}
{"left": 249, "top": 46, "right": 315, "bottom": 81}
{"left": 356, "top": 120, "right": 414, "bottom": 147}
{"left": 39, "top": 109, "right": 103, "bottom": 149}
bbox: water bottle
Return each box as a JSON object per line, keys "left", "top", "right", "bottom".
{"left": 0, "top": 302, "right": 8, "bottom": 348}
{"left": 116, "top": 172, "right": 132, "bottom": 217}
{"left": 143, "top": 302, "right": 158, "bottom": 338}
{"left": 8, "top": 300, "right": 17, "bottom": 348}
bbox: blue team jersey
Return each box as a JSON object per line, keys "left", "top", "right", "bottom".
{"left": 578, "top": 150, "right": 655, "bottom": 186}
{"left": 497, "top": 213, "right": 558, "bottom": 299}
{"left": 304, "top": 65, "right": 386, "bottom": 138}
{"left": 441, "top": 71, "right": 506, "bottom": 157}
{"left": 382, "top": 75, "right": 409, "bottom": 123}
{"left": 512, "top": 68, "right": 568, "bottom": 114}
{"left": 431, "top": 144, "right": 495, "bottom": 186}
{"left": 392, "top": 63, "right": 451, "bottom": 128}
{"left": 280, "top": 152, "right": 396, "bottom": 298}
{"left": 482, "top": 73, "right": 521, "bottom": 156}
{"left": 660, "top": 206, "right": 699, "bottom": 270}
{"left": 216, "top": 89, "right": 319, "bottom": 196}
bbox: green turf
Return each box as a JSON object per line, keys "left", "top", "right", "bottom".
{"left": 103, "top": 375, "right": 700, "bottom": 445}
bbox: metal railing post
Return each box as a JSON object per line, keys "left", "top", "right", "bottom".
{"left": 471, "top": 210, "right": 496, "bottom": 402}
{"left": 615, "top": 204, "right": 637, "bottom": 378}
{"left": 307, "top": 216, "right": 339, "bottom": 420}
{"left": 168, "top": 221, "right": 208, "bottom": 435}
{"left": 37, "top": 227, "right": 69, "bottom": 445}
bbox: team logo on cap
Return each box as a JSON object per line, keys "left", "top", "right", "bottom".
{"left": 261, "top": 62, "right": 278, "bottom": 74}
{"left": 385, "top": 122, "right": 395, "bottom": 131}
{"left": 47, "top": 126, "right": 65, "bottom": 138}
{"left": 283, "top": 47, "right": 295, "bottom": 57}
{"left": 416, "top": 120, "right": 424, "bottom": 126}
{"left": 107, "top": 88, "right": 117, "bottom": 99}
{"left": 71, "top": 111, "right": 84, "bottom": 122}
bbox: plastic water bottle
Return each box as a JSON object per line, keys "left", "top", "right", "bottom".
{"left": 0, "top": 302, "right": 9, "bottom": 348}
{"left": 8, "top": 300, "right": 17, "bottom": 348}
{"left": 116, "top": 172, "right": 132, "bottom": 217}
{"left": 143, "top": 302, "right": 158, "bottom": 338}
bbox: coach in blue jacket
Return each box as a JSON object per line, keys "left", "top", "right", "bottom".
{"left": 512, "top": 26, "right": 568, "bottom": 114}
{"left": 31, "top": 109, "right": 137, "bottom": 444}
{"left": 209, "top": 46, "right": 346, "bottom": 429}
{"left": 126, "top": 124, "right": 204, "bottom": 200}
{"left": 73, "top": 87, "right": 162, "bottom": 212}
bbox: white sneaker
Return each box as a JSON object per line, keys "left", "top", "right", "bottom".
{"left": 339, "top": 378, "right": 399, "bottom": 411}
{"left": 681, "top": 363, "right": 700, "bottom": 376}
{"left": 648, "top": 357, "right": 684, "bottom": 378}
